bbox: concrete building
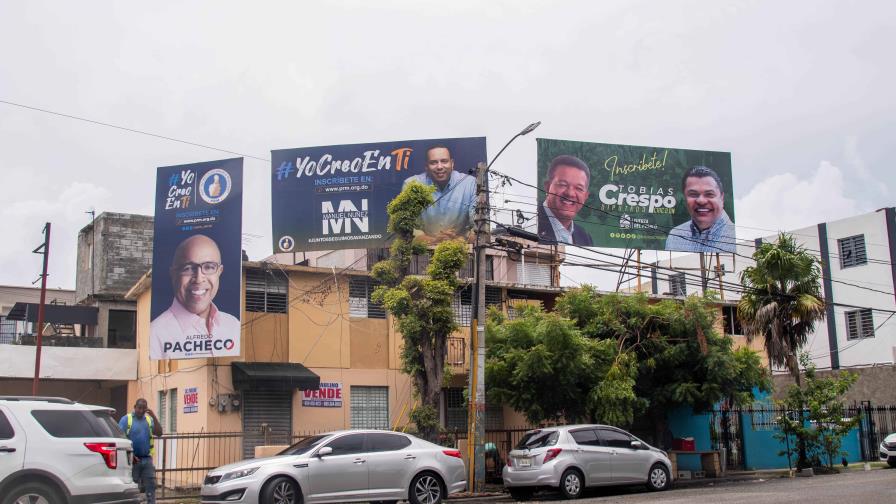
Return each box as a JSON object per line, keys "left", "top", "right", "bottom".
{"left": 648, "top": 207, "right": 896, "bottom": 402}
{"left": 0, "top": 213, "right": 153, "bottom": 415}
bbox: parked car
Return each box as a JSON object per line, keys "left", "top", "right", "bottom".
{"left": 502, "top": 424, "right": 673, "bottom": 500}
{"left": 0, "top": 395, "right": 140, "bottom": 504}
{"left": 201, "top": 429, "right": 466, "bottom": 504}
{"left": 880, "top": 432, "right": 896, "bottom": 468}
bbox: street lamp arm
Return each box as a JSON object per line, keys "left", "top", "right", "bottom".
{"left": 485, "top": 121, "right": 541, "bottom": 172}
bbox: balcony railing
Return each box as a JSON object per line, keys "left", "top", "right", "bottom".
{"left": 12, "top": 333, "right": 104, "bottom": 348}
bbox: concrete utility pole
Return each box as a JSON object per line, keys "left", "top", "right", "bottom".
{"left": 467, "top": 121, "right": 540, "bottom": 491}
{"left": 32, "top": 222, "right": 51, "bottom": 396}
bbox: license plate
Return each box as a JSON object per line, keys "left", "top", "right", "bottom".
{"left": 518, "top": 458, "right": 531, "bottom": 468}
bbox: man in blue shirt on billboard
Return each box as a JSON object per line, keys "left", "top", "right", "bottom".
{"left": 403, "top": 145, "right": 476, "bottom": 242}
{"left": 665, "top": 166, "right": 736, "bottom": 253}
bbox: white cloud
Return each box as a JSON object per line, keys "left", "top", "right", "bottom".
{"left": 734, "top": 161, "right": 866, "bottom": 240}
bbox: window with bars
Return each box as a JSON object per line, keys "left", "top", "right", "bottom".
{"left": 0, "top": 316, "right": 16, "bottom": 345}
{"left": 348, "top": 277, "right": 386, "bottom": 319}
{"left": 443, "top": 387, "right": 503, "bottom": 431}
{"left": 845, "top": 309, "right": 874, "bottom": 340}
{"left": 246, "top": 269, "right": 288, "bottom": 313}
{"left": 452, "top": 286, "right": 502, "bottom": 326}
{"left": 838, "top": 235, "right": 867, "bottom": 268}
{"left": 350, "top": 386, "right": 389, "bottom": 429}
{"left": 669, "top": 273, "right": 687, "bottom": 296}
{"left": 721, "top": 306, "right": 743, "bottom": 335}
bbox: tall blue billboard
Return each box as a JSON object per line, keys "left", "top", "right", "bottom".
{"left": 271, "top": 137, "right": 487, "bottom": 252}
{"left": 150, "top": 158, "right": 243, "bottom": 360}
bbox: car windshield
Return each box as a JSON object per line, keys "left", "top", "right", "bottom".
{"left": 515, "top": 430, "right": 559, "bottom": 450}
{"left": 278, "top": 434, "right": 329, "bottom": 456}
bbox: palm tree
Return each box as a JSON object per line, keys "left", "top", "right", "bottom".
{"left": 738, "top": 233, "right": 825, "bottom": 388}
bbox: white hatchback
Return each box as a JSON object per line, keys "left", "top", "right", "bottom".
{"left": 0, "top": 396, "right": 140, "bottom": 504}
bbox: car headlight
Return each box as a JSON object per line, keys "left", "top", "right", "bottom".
{"left": 220, "top": 467, "right": 260, "bottom": 482}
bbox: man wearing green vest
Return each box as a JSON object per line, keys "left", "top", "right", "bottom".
{"left": 119, "top": 398, "right": 163, "bottom": 504}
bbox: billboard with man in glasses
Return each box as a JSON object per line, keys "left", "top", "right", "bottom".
{"left": 150, "top": 158, "right": 243, "bottom": 360}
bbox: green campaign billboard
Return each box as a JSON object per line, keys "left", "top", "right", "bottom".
{"left": 536, "top": 139, "right": 735, "bottom": 252}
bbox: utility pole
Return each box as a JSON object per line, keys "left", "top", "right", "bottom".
{"left": 32, "top": 222, "right": 51, "bottom": 396}
{"left": 467, "top": 121, "right": 540, "bottom": 492}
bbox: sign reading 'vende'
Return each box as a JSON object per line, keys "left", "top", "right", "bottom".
{"left": 302, "top": 382, "right": 343, "bottom": 408}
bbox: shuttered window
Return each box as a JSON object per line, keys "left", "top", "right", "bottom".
{"left": 246, "top": 269, "right": 288, "bottom": 313}
{"left": 838, "top": 235, "right": 867, "bottom": 268}
{"left": 515, "top": 260, "right": 552, "bottom": 286}
{"left": 348, "top": 277, "right": 386, "bottom": 319}
{"left": 350, "top": 386, "right": 389, "bottom": 429}
{"left": 845, "top": 309, "right": 875, "bottom": 340}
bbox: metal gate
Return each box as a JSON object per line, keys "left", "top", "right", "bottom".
{"left": 242, "top": 389, "right": 293, "bottom": 459}
{"left": 710, "top": 407, "right": 744, "bottom": 470}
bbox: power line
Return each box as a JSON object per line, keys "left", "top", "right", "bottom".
{"left": 0, "top": 99, "right": 270, "bottom": 162}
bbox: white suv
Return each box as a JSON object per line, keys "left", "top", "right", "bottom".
{"left": 0, "top": 396, "right": 140, "bottom": 504}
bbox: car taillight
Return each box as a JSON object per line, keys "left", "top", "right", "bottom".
{"left": 84, "top": 442, "right": 118, "bottom": 469}
{"left": 543, "top": 448, "right": 562, "bottom": 464}
{"left": 442, "top": 449, "right": 463, "bottom": 459}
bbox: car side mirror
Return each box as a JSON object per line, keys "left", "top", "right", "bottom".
{"left": 316, "top": 447, "right": 333, "bottom": 458}
{"left": 630, "top": 440, "right": 644, "bottom": 449}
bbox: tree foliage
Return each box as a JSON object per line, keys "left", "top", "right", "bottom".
{"left": 486, "top": 287, "right": 771, "bottom": 429}
{"left": 738, "top": 233, "right": 825, "bottom": 387}
{"left": 775, "top": 353, "right": 860, "bottom": 470}
{"left": 371, "top": 181, "right": 467, "bottom": 441}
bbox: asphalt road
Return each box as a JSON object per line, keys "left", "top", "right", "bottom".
{"left": 494, "top": 469, "right": 896, "bottom": 504}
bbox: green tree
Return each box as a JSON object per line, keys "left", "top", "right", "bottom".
{"left": 738, "top": 233, "right": 825, "bottom": 387}
{"left": 775, "top": 353, "right": 860, "bottom": 471}
{"left": 371, "top": 182, "right": 467, "bottom": 441}
{"left": 487, "top": 287, "right": 770, "bottom": 431}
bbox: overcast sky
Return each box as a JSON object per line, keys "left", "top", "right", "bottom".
{"left": 1, "top": 1, "right": 893, "bottom": 290}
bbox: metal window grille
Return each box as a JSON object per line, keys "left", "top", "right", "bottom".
{"left": 366, "top": 248, "right": 390, "bottom": 271}
{"left": 444, "top": 388, "right": 466, "bottom": 431}
{"left": 838, "top": 234, "right": 867, "bottom": 268}
{"left": 846, "top": 309, "right": 875, "bottom": 340}
{"left": 245, "top": 269, "right": 288, "bottom": 313}
{"left": 350, "top": 386, "right": 389, "bottom": 429}
{"left": 0, "top": 317, "right": 16, "bottom": 344}
{"left": 348, "top": 277, "right": 385, "bottom": 319}
{"left": 453, "top": 287, "right": 473, "bottom": 326}
{"left": 669, "top": 273, "right": 687, "bottom": 296}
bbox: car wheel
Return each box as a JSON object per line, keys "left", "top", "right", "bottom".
{"left": 559, "top": 468, "right": 584, "bottom": 499}
{"left": 2, "top": 481, "right": 64, "bottom": 504}
{"left": 409, "top": 471, "right": 445, "bottom": 504}
{"left": 646, "top": 463, "right": 671, "bottom": 491}
{"left": 509, "top": 487, "right": 534, "bottom": 501}
{"left": 260, "top": 476, "right": 302, "bottom": 504}
{"left": 888, "top": 459, "right": 896, "bottom": 469}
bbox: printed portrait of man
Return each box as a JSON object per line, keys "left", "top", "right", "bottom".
{"left": 402, "top": 145, "right": 477, "bottom": 242}
{"left": 538, "top": 154, "right": 594, "bottom": 246}
{"left": 665, "top": 166, "right": 736, "bottom": 253}
{"left": 150, "top": 234, "right": 240, "bottom": 359}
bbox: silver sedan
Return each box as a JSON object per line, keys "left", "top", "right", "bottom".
{"left": 502, "top": 424, "right": 673, "bottom": 500}
{"left": 201, "top": 429, "right": 466, "bottom": 504}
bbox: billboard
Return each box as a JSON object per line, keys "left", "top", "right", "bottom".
{"left": 150, "top": 158, "right": 243, "bottom": 360}
{"left": 271, "top": 137, "right": 487, "bottom": 252}
{"left": 536, "top": 139, "right": 735, "bottom": 252}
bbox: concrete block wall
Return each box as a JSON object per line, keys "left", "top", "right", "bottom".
{"left": 76, "top": 213, "right": 153, "bottom": 302}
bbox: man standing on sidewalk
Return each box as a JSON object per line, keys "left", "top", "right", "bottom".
{"left": 119, "top": 398, "right": 163, "bottom": 504}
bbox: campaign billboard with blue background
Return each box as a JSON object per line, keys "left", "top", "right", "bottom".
{"left": 271, "top": 137, "right": 487, "bottom": 252}
{"left": 150, "top": 158, "right": 243, "bottom": 360}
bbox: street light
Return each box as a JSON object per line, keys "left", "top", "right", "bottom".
{"left": 467, "top": 120, "right": 540, "bottom": 491}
